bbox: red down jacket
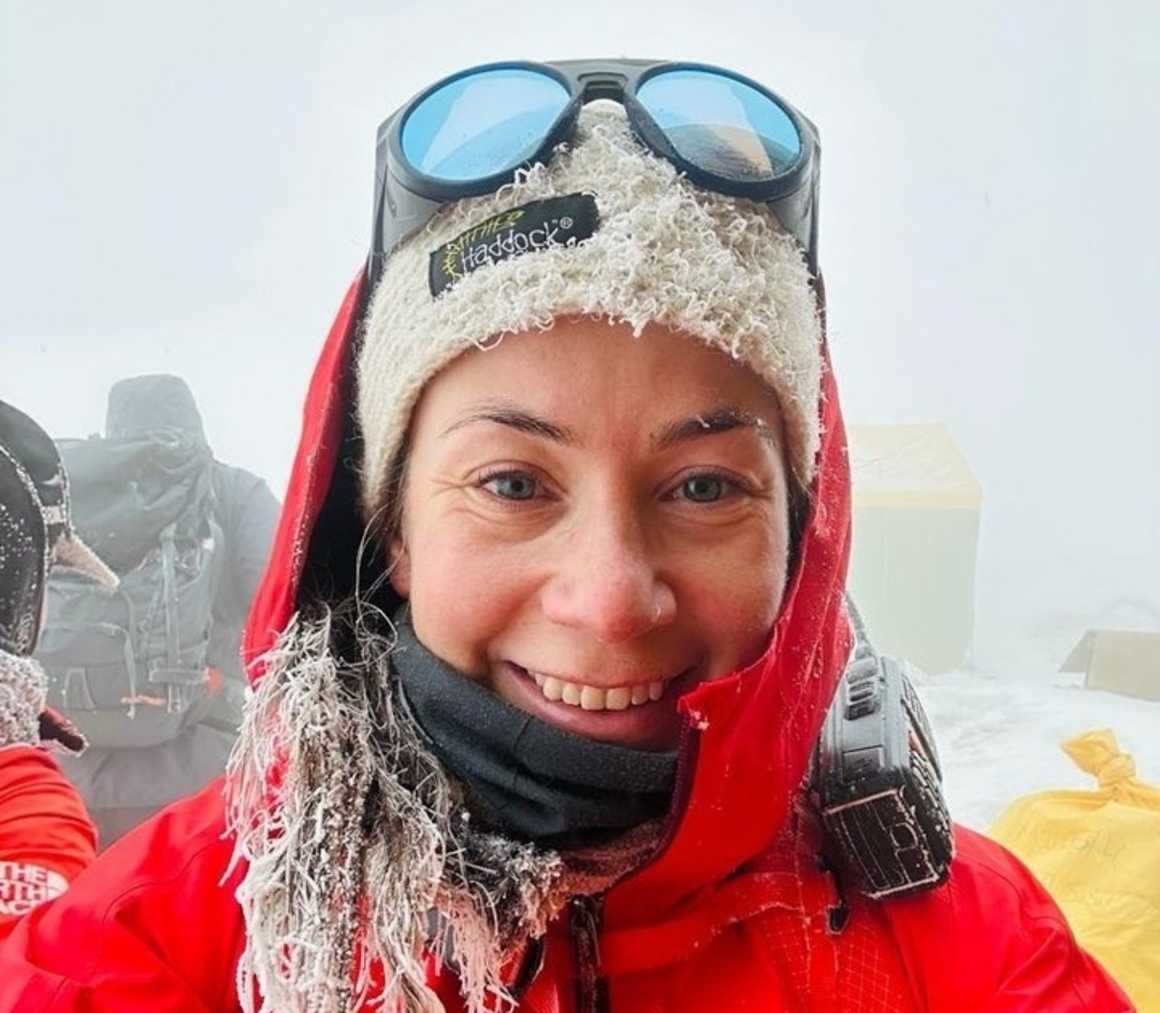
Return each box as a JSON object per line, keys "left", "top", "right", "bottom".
{"left": 0, "top": 746, "right": 96, "bottom": 942}
{"left": 0, "top": 275, "right": 1133, "bottom": 1011}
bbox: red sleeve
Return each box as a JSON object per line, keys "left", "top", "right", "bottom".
{"left": 984, "top": 912, "right": 1135, "bottom": 1011}
{"left": 0, "top": 746, "right": 97, "bottom": 938}
{"left": 0, "top": 778, "right": 246, "bottom": 1011}
{"left": 885, "top": 826, "right": 1135, "bottom": 1011}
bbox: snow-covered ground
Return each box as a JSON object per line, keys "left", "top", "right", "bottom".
{"left": 911, "top": 666, "right": 1160, "bottom": 832}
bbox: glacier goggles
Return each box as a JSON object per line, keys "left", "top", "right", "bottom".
{"left": 367, "top": 58, "right": 821, "bottom": 288}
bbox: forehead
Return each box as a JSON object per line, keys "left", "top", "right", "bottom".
{"left": 414, "top": 317, "right": 786, "bottom": 443}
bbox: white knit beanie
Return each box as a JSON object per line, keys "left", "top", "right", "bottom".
{"left": 357, "top": 101, "right": 823, "bottom": 522}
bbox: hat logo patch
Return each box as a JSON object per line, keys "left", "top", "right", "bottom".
{"left": 429, "top": 193, "right": 599, "bottom": 297}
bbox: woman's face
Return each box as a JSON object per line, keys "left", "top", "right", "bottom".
{"left": 390, "top": 317, "right": 792, "bottom": 750}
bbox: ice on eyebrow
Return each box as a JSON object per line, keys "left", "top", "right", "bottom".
{"left": 703, "top": 410, "right": 770, "bottom": 430}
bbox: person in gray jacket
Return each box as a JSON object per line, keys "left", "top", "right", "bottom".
{"left": 51, "top": 375, "right": 279, "bottom": 847}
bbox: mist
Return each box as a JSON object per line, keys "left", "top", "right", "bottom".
{"left": 3, "top": 0, "right": 1157, "bottom": 678}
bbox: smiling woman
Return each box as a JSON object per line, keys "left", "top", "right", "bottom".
{"left": 390, "top": 319, "right": 792, "bottom": 751}
{"left": 0, "top": 60, "right": 1132, "bottom": 1013}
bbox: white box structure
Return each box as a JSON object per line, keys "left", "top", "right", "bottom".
{"left": 1061, "top": 629, "right": 1160, "bottom": 701}
{"left": 846, "top": 424, "right": 982, "bottom": 674}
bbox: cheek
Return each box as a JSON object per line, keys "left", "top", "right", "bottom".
{"left": 677, "top": 524, "right": 789, "bottom": 673}
{"left": 402, "top": 521, "right": 536, "bottom": 679}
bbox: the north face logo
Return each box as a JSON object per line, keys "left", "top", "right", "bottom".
{"left": 0, "top": 861, "right": 68, "bottom": 916}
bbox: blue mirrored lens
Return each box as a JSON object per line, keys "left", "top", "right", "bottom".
{"left": 402, "top": 68, "right": 570, "bottom": 181}
{"left": 637, "top": 69, "right": 802, "bottom": 182}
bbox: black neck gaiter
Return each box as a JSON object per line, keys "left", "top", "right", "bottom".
{"left": 390, "top": 612, "right": 678, "bottom": 848}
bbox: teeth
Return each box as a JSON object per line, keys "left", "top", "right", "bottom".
{"left": 525, "top": 669, "right": 672, "bottom": 711}
{"left": 580, "top": 686, "right": 604, "bottom": 711}
{"left": 604, "top": 687, "right": 630, "bottom": 711}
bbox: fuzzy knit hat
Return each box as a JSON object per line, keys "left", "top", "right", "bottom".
{"left": 357, "top": 100, "right": 823, "bottom": 523}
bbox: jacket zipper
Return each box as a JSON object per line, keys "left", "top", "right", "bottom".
{"left": 659, "top": 715, "right": 699, "bottom": 848}
{"left": 625, "top": 714, "right": 701, "bottom": 880}
{"left": 570, "top": 895, "right": 608, "bottom": 1013}
{"left": 567, "top": 716, "right": 699, "bottom": 1011}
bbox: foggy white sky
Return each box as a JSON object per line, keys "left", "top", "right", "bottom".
{"left": 2, "top": 0, "right": 1157, "bottom": 673}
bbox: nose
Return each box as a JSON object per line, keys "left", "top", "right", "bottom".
{"left": 540, "top": 509, "right": 677, "bottom": 644}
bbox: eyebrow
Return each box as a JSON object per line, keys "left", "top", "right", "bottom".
{"left": 440, "top": 401, "right": 578, "bottom": 444}
{"left": 440, "top": 401, "right": 776, "bottom": 450}
{"left": 652, "top": 407, "right": 779, "bottom": 451}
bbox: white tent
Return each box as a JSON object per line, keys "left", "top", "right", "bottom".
{"left": 847, "top": 424, "right": 982, "bottom": 674}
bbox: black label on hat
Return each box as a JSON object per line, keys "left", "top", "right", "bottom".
{"left": 429, "top": 193, "right": 599, "bottom": 298}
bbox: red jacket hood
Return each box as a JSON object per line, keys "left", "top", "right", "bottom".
{"left": 243, "top": 271, "right": 853, "bottom": 921}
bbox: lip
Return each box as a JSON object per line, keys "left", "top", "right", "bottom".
{"left": 493, "top": 660, "right": 700, "bottom": 750}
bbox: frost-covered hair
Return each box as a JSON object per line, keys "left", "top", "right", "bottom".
{"left": 225, "top": 605, "right": 657, "bottom": 1013}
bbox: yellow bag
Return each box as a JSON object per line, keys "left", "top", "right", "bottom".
{"left": 989, "top": 728, "right": 1160, "bottom": 1010}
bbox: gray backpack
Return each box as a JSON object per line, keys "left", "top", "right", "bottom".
{"left": 35, "top": 431, "right": 222, "bottom": 749}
